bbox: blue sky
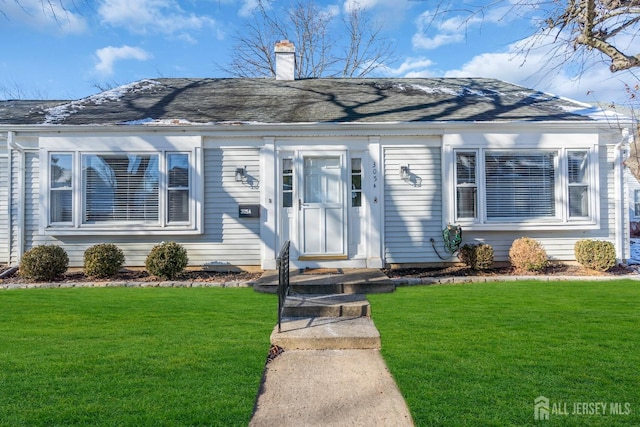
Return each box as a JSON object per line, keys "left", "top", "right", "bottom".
{"left": 1, "top": 0, "right": 638, "bottom": 107}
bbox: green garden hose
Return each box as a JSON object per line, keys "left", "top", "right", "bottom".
{"left": 430, "top": 224, "right": 462, "bottom": 260}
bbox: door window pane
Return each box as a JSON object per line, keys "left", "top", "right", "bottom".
{"left": 282, "top": 158, "right": 293, "bottom": 207}
{"left": 351, "top": 158, "right": 362, "bottom": 207}
{"left": 304, "top": 157, "right": 341, "bottom": 204}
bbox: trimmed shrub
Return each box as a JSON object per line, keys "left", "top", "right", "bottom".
{"left": 509, "top": 237, "right": 548, "bottom": 272}
{"left": 84, "top": 243, "right": 125, "bottom": 279}
{"left": 459, "top": 243, "right": 494, "bottom": 270}
{"left": 145, "top": 242, "right": 189, "bottom": 280}
{"left": 19, "top": 245, "right": 69, "bottom": 281}
{"left": 574, "top": 239, "right": 616, "bottom": 271}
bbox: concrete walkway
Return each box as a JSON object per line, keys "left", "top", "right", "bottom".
{"left": 249, "top": 349, "right": 414, "bottom": 426}
{"left": 250, "top": 269, "right": 414, "bottom": 426}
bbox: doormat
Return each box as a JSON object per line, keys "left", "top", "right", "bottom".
{"left": 300, "top": 268, "right": 343, "bottom": 275}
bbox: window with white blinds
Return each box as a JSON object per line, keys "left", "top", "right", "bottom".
{"left": 452, "top": 148, "right": 595, "bottom": 225}
{"left": 47, "top": 151, "right": 194, "bottom": 231}
{"left": 83, "top": 154, "right": 160, "bottom": 223}
{"left": 485, "top": 152, "right": 556, "bottom": 219}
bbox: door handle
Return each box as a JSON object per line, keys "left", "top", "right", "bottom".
{"left": 298, "top": 199, "right": 302, "bottom": 211}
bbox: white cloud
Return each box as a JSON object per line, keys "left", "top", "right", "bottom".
{"left": 442, "top": 35, "right": 636, "bottom": 104}
{"left": 2, "top": 0, "right": 87, "bottom": 33}
{"left": 341, "top": 0, "right": 412, "bottom": 29}
{"left": 412, "top": 5, "right": 516, "bottom": 50}
{"left": 238, "top": 0, "right": 260, "bottom": 18}
{"left": 98, "top": 0, "right": 216, "bottom": 37}
{"left": 384, "top": 57, "right": 436, "bottom": 76}
{"left": 343, "top": 0, "right": 380, "bottom": 11}
{"left": 94, "top": 46, "right": 152, "bottom": 75}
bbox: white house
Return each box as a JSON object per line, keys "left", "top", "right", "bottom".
{"left": 0, "top": 49, "right": 634, "bottom": 270}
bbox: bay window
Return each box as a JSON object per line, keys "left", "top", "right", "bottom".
{"left": 454, "top": 148, "right": 596, "bottom": 226}
{"left": 44, "top": 149, "right": 199, "bottom": 234}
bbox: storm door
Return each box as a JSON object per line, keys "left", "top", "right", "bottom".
{"left": 298, "top": 154, "right": 347, "bottom": 259}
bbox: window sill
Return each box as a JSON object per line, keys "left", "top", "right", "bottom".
{"left": 453, "top": 220, "right": 600, "bottom": 231}
{"left": 43, "top": 226, "right": 202, "bottom": 236}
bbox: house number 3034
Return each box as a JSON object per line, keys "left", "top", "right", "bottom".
{"left": 372, "top": 161, "right": 378, "bottom": 188}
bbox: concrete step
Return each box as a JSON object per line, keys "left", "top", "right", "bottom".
{"left": 255, "top": 282, "right": 395, "bottom": 295}
{"left": 252, "top": 269, "right": 396, "bottom": 295}
{"left": 283, "top": 293, "right": 371, "bottom": 318}
{"left": 271, "top": 316, "right": 381, "bottom": 350}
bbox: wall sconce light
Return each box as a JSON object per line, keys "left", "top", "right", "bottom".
{"left": 400, "top": 165, "right": 410, "bottom": 181}
{"left": 235, "top": 167, "right": 246, "bottom": 182}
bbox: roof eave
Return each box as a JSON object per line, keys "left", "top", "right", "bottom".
{"left": 0, "top": 117, "right": 630, "bottom": 135}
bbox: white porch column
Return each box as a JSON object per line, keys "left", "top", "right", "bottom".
{"left": 260, "top": 137, "right": 278, "bottom": 269}
{"left": 366, "top": 136, "right": 384, "bottom": 268}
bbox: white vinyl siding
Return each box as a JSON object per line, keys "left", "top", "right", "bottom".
{"left": 384, "top": 145, "right": 443, "bottom": 264}
{"left": 199, "top": 147, "right": 261, "bottom": 265}
{"left": 0, "top": 155, "right": 8, "bottom": 264}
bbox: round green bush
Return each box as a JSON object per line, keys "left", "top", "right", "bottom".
{"left": 83, "top": 243, "right": 125, "bottom": 278}
{"left": 145, "top": 242, "right": 189, "bottom": 280}
{"left": 574, "top": 239, "right": 616, "bottom": 271}
{"left": 459, "top": 243, "right": 494, "bottom": 270}
{"left": 19, "top": 245, "right": 69, "bottom": 281}
{"left": 509, "top": 237, "right": 548, "bottom": 272}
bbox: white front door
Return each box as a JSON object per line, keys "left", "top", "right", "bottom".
{"left": 298, "top": 154, "right": 347, "bottom": 259}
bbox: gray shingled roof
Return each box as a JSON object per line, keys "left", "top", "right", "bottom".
{"left": 0, "top": 77, "right": 609, "bottom": 126}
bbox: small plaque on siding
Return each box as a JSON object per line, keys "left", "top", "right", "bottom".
{"left": 239, "top": 204, "right": 260, "bottom": 218}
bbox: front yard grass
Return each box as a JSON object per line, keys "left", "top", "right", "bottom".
{"left": 369, "top": 280, "right": 640, "bottom": 426}
{"left": 0, "top": 287, "right": 274, "bottom": 426}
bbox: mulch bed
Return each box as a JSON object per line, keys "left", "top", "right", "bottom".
{"left": 0, "top": 268, "right": 263, "bottom": 284}
{"left": 383, "top": 263, "right": 638, "bottom": 279}
{"left": 2, "top": 263, "right": 638, "bottom": 285}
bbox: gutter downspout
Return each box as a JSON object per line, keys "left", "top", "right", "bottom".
{"left": 7, "top": 131, "right": 25, "bottom": 265}
{"left": 614, "top": 128, "right": 631, "bottom": 263}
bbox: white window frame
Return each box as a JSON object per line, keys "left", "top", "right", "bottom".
{"left": 40, "top": 138, "right": 202, "bottom": 236}
{"left": 450, "top": 147, "right": 599, "bottom": 230}
{"left": 634, "top": 189, "right": 640, "bottom": 219}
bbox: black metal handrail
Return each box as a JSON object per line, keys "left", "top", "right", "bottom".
{"left": 277, "top": 240, "right": 291, "bottom": 333}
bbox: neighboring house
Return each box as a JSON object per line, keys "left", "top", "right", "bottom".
{"left": 0, "top": 50, "right": 634, "bottom": 270}
{"left": 628, "top": 170, "right": 640, "bottom": 237}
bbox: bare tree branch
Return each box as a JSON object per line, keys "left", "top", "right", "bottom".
{"left": 424, "top": 0, "right": 640, "bottom": 73}
{"left": 221, "top": 0, "right": 395, "bottom": 79}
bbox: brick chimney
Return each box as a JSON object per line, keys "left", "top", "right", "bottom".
{"left": 275, "top": 40, "right": 295, "bottom": 81}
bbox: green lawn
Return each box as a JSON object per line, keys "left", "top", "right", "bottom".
{"left": 369, "top": 280, "right": 640, "bottom": 426}
{"left": 0, "top": 287, "right": 275, "bottom": 427}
